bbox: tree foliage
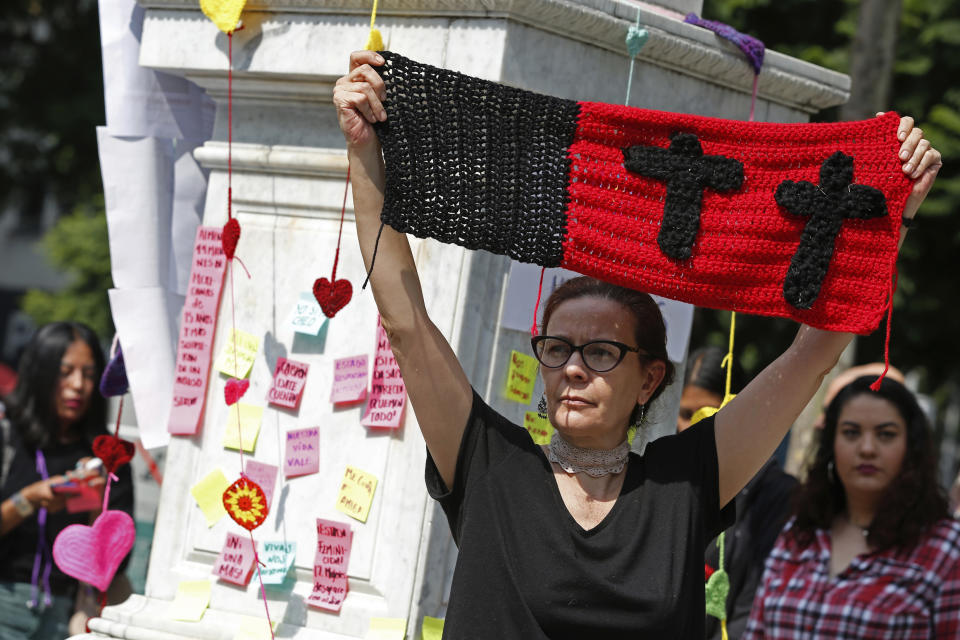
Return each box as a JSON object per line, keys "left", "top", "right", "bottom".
{"left": 21, "top": 198, "right": 114, "bottom": 339}
{"left": 698, "top": 0, "right": 960, "bottom": 412}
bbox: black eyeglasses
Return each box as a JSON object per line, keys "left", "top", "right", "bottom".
{"left": 530, "top": 335, "right": 647, "bottom": 373}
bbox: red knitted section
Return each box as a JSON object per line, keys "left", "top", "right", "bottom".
{"left": 561, "top": 106, "right": 910, "bottom": 334}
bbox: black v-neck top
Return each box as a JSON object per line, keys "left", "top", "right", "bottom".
{"left": 426, "top": 390, "right": 734, "bottom": 639}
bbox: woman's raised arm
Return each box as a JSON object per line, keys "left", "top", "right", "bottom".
{"left": 333, "top": 51, "right": 472, "bottom": 489}
{"left": 714, "top": 115, "right": 943, "bottom": 507}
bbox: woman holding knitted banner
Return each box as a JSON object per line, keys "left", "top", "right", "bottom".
{"left": 333, "top": 50, "right": 941, "bottom": 639}
{"left": 744, "top": 376, "right": 960, "bottom": 638}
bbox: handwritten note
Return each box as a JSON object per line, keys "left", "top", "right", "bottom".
{"left": 243, "top": 460, "right": 277, "bottom": 508}
{"left": 422, "top": 617, "right": 445, "bottom": 640}
{"left": 222, "top": 403, "right": 263, "bottom": 452}
{"left": 212, "top": 532, "right": 256, "bottom": 586}
{"left": 284, "top": 427, "right": 319, "bottom": 478}
{"left": 168, "top": 580, "right": 212, "bottom": 622}
{"left": 330, "top": 355, "right": 368, "bottom": 405}
{"left": 367, "top": 618, "right": 407, "bottom": 639}
{"left": 335, "top": 465, "right": 378, "bottom": 523}
{"left": 307, "top": 518, "right": 353, "bottom": 612}
{"left": 361, "top": 318, "right": 406, "bottom": 428}
{"left": 215, "top": 328, "right": 260, "bottom": 379}
{"left": 289, "top": 292, "right": 326, "bottom": 336}
{"left": 190, "top": 469, "right": 231, "bottom": 527}
{"left": 524, "top": 411, "right": 554, "bottom": 445}
{"left": 169, "top": 226, "right": 227, "bottom": 435}
{"left": 267, "top": 357, "right": 308, "bottom": 409}
{"left": 505, "top": 350, "right": 538, "bottom": 404}
{"left": 260, "top": 540, "right": 296, "bottom": 585}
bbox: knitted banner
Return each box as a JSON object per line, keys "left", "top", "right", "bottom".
{"left": 372, "top": 52, "right": 911, "bottom": 334}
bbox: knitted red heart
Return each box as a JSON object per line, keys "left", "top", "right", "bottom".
{"left": 313, "top": 277, "right": 353, "bottom": 318}
{"left": 222, "top": 218, "right": 241, "bottom": 260}
{"left": 224, "top": 378, "right": 250, "bottom": 406}
{"left": 92, "top": 435, "right": 135, "bottom": 474}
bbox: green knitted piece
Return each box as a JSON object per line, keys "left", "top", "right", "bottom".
{"left": 705, "top": 531, "right": 729, "bottom": 620}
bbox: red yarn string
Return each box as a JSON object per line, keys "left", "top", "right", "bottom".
{"left": 531, "top": 267, "right": 545, "bottom": 337}
{"left": 135, "top": 440, "right": 163, "bottom": 486}
{"left": 112, "top": 396, "right": 123, "bottom": 438}
{"left": 332, "top": 165, "right": 351, "bottom": 282}
{"left": 227, "top": 32, "right": 233, "bottom": 222}
{"left": 870, "top": 271, "right": 898, "bottom": 391}
{"left": 248, "top": 528, "right": 275, "bottom": 636}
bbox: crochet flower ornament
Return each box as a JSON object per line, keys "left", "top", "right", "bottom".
{"left": 223, "top": 476, "right": 268, "bottom": 530}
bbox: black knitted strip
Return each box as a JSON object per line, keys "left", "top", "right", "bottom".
{"left": 372, "top": 52, "right": 580, "bottom": 266}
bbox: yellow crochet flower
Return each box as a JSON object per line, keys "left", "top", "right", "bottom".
{"left": 223, "top": 477, "right": 267, "bottom": 530}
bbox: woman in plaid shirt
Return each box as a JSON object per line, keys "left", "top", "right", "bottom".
{"left": 744, "top": 376, "right": 960, "bottom": 639}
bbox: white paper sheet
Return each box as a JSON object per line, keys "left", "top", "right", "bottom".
{"left": 98, "top": 0, "right": 215, "bottom": 140}
{"left": 500, "top": 261, "right": 693, "bottom": 363}
{"left": 108, "top": 287, "right": 178, "bottom": 449}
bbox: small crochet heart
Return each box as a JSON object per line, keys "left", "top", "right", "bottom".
{"left": 200, "top": 0, "right": 245, "bottom": 34}
{"left": 222, "top": 218, "right": 241, "bottom": 260}
{"left": 92, "top": 435, "right": 135, "bottom": 474}
{"left": 313, "top": 277, "right": 353, "bottom": 318}
{"left": 99, "top": 344, "right": 129, "bottom": 397}
{"left": 224, "top": 378, "right": 250, "bottom": 406}
{"left": 52, "top": 510, "right": 136, "bottom": 592}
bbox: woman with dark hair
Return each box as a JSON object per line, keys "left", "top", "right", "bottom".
{"left": 744, "top": 376, "right": 960, "bottom": 638}
{"left": 0, "top": 322, "right": 134, "bottom": 639}
{"left": 333, "top": 50, "right": 941, "bottom": 638}
{"left": 677, "top": 346, "right": 796, "bottom": 639}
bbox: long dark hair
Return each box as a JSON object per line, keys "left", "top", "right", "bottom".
{"left": 540, "top": 276, "right": 676, "bottom": 406}
{"left": 792, "top": 376, "right": 947, "bottom": 550}
{"left": 5, "top": 322, "right": 107, "bottom": 450}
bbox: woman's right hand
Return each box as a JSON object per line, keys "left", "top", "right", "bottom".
{"left": 21, "top": 476, "right": 68, "bottom": 514}
{"left": 333, "top": 50, "right": 388, "bottom": 149}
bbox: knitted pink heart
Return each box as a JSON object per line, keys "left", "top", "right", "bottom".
{"left": 52, "top": 510, "right": 135, "bottom": 592}
{"left": 224, "top": 378, "right": 250, "bottom": 406}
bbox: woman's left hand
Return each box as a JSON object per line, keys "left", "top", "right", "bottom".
{"left": 892, "top": 114, "right": 943, "bottom": 221}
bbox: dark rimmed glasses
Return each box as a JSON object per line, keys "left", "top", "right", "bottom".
{"left": 530, "top": 335, "right": 647, "bottom": 373}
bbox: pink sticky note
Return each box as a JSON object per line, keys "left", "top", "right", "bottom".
{"left": 169, "top": 226, "right": 227, "bottom": 435}
{"left": 243, "top": 460, "right": 278, "bottom": 509}
{"left": 307, "top": 518, "right": 353, "bottom": 612}
{"left": 330, "top": 355, "right": 368, "bottom": 405}
{"left": 267, "top": 357, "right": 309, "bottom": 409}
{"left": 284, "top": 427, "right": 319, "bottom": 478}
{"left": 361, "top": 318, "right": 406, "bottom": 429}
{"left": 212, "top": 532, "right": 256, "bottom": 586}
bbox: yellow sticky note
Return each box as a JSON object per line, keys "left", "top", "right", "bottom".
{"left": 366, "top": 617, "right": 406, "bottom": 640}
{"left": 190, "top": 469, "right": 231, "bottom": 527}
{"left": 200, "top": 0, "right": 245, "bottom": 34}
{"left": 168, "top": 580, "right": 212, "bottom": 622}
{"left": 231, "top": 615, "right": 277, "bottom": 640}
{"left": 421, "top": 616, "right": 444, "bottom": 640}
{"left": 216, "top": 328, "right": 260, "bottom": 379}
{"left": 504, "top": 350, "right": 538, "bottom": 404}
{"left": 223, "top": 403, "right": 263, "bottom": 453}
{"left": 335, "top": 466, "right": 378, "bottom": 523}
{"left": 523, "top": 411, "right": 554, "bottom": 445}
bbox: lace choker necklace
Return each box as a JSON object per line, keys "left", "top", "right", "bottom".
{"left": 547, "top": 432, "right": 630, "bottom": 477}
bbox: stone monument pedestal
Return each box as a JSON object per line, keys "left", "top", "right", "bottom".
{"left": 77, "top": 1, "right": 847, "bottom": 638}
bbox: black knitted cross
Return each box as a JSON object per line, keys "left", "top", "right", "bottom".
{"left": 776, "top": 151, "right": 888, "bottom": 309}
{"left": 623, "top": 132, "right": 744, "bottom": 260}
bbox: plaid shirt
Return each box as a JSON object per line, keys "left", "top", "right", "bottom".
{"left": 744, "top": 518, "right": 960, "bottom": 639}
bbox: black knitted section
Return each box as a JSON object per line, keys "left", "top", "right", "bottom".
{"left": 623, "top": 132, "right": 743, "bottom": 261}
{"left": 372, "top": 52, "right": 580, "bottom": 266}
{"left": 775, "top": 151, "right": 888, "bottom": 309}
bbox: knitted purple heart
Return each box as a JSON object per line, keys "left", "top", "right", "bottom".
{"left": 684, "top": 13, "right": 765, "bottom": 75}
{"left": 99, "top": 344, "right": 129, "bottom": 397}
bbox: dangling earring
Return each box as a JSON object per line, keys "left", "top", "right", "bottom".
{"left": 827, "top": 460, "right": 836, "bottom": 484}
{"left": 537, "top": 394, "right": 548, "bottom": 420}
{"left": 634, "top": 403, "right": 647, "bottom": 430}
